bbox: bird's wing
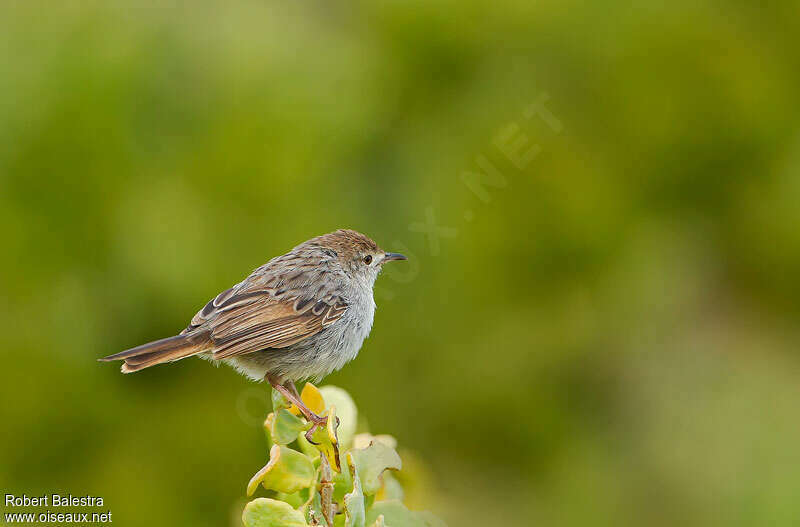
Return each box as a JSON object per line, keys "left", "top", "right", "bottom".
{"left": 180, "top": 253, "right": 347, "bottom": 359}
{"left": 183, "top": 283, "right": 347, "bottom": 360}
{"left": 209, "top": 292, "right": 347, "bottom": 359}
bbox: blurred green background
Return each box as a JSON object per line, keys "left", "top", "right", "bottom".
{"left": 2, "top": 1, "right": 800, "bottom": 526}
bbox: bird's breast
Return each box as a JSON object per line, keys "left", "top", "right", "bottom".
{"left": 339, "top": 293, "right": 375, "bottom": 357}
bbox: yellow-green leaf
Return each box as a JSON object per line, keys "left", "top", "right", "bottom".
{"left": 343, "top": 453, "right": 366, "bottom": 527}
{"left": 242, "top": 498, "right": 307, "bottom": 527}
{"left": 271, "top": 409, "right": 311, "bottom": 445}
{"left": 296, "top": 430, "right": 320, "bottom": 460}
{"left": 350, "top": 441, "right": 402, "bottom": 495}
{"left": 376, "top": 472, "right": 404, "bottom": 502}
{"left": 247, "top": 445, "right": 316, "bottom": 496}
{"left": 353, "top": 434, "right": 397, "bottom": 451}
{"left": 320, "top": 386, "right": 358, "bottom": 448}
{"left": 263, "top": 413, "right": 275, "bottom": 449}
{"left": 307, "top": 489, "right": 324, "bottom": 527}
{"left": 271, "top": 388, "right": 292, "bottom": 412}
{"left": 288, "top": 382, "right": 326, "bottom": 416}
{"left": 275, "top": 489, "right": 308, "bottom": 509}
{"left": 306, "top": 405, "right": 340, "bottom": 473}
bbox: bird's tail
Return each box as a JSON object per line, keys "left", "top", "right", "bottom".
{"left": 99, "top": 331, "right": 212, "bottom": 373}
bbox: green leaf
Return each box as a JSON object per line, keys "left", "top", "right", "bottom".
{"left": 242, "top": 498, "right": 307, "bottom": 527}
{"left": 296, "top": 430, "right": 320, "bottom": 459}
{"left": 343, "top": 453, "right": 366, "bottom": 527}
{"left": 275, "top": 489, "right": 308, "bottom": 509}
{"left": 350, "top": 441, "right": 402, "bottom": 495}
{"left": 247, "top": 445, "right": 316, "bottom": 496}
{"left": 331, "top": 451, "right": 353, "bottom": 503}
{"left": 367, "top": 516, "right": 385, "bottom": 527}
{"left": 377, "top": 472, "right": 404, "bottom": 502}
{"left": 272, "top": 388, "right": 292, "bottom": 412}
{"left": 306, "top": 405, "right": 341, "bottom": 473}
{"left": 320, "top": 386, "right": 358, "bottom": 448}
{"left": 271, "top": 409, "right": 311, "bottom": 445}
{"left": 263, "top": 413, "right": 275, "bottom": 449}
{"left": 353, "top": 434, "right": 397, "bottom": 451}
{"left": 307, "top": 489, "right": 324, "bottom": 527}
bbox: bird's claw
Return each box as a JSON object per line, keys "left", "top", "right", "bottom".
{"left": 302, "top": 413, "right": 339, "bottom": 446}
{"left": 304, "top": 424, "right": 321, "bottom": 445}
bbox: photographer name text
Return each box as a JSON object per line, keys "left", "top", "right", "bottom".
{"left": 4, "top": 494, "right": 111, "bottom": 524}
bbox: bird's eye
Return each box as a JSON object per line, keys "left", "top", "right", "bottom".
{"left": 363, "top": 255, "right": 373, "bottom": 265}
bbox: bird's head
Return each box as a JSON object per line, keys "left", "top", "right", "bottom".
{"left": 306, "top": 229, "right": 406, "bottom": 286}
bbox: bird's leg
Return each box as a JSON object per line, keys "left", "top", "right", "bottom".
{"left": 266, "top": 374, "right": 327, "bottom": 426}
{"left": 283, "top": 379, "right": 330, "bottom": 444}
{"left": 266, "top": 375, "right": 339, "bottom": 446}
{"left": 284, "top": 380, "right": 301, "bottom": 401}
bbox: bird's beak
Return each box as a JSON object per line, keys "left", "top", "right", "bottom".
{"left": 383, "top": 252, "right": 407, "bottom": 262}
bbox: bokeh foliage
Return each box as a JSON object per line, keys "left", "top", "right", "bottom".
{"left": 2, "top": 1, "right": 800, "bottom": 526}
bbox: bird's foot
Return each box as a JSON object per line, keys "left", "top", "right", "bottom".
{"left": 266, "top": 375, "right": 340, "bottom": 448}
{"left": 303, "top": 412, "right": 340, "bottom": 445}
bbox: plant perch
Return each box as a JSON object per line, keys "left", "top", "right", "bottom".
{"left": 242, "top": 383, "right": 446, "bottom": 527}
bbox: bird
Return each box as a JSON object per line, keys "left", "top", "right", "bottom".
{"left": 99, "top": 229, "right": 406, "bottom": 440}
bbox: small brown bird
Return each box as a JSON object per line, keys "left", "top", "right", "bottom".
{"left": 100, "top": 229, "right": 406, "bottom": 437}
